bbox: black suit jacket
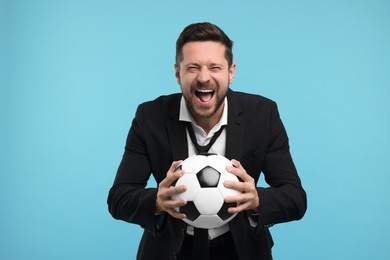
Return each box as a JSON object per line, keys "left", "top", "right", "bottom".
{"left": 108, "top": 89, "right": 307, "bottom": 260}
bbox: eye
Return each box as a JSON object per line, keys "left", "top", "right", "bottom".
{"left": 210, "top": 66, "right": 222, "bottom": 72}
{"left": 187, "top": 66, "right": 199, "bottom": 72}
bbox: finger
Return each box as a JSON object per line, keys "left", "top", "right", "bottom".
{"left": 160, "top": 169, "right": 185, "bottom": 187}
{"left": 225, "top": 191, "right": 256, "bottom": 205}
{"left": 224, "top": 193, "right": 246, "bottom": 204}
{"left": 226, "top": 160, "right": 240, "bottom": 175}
{"left": 226, "top": 194, "right": 256, "bottom": 213}
{"left": 162, "top": 198, "right": 188, "bottom": 219}
{"left": 158, "top": 194, "right": 187, "bottom": 210}
{"left": 224, "top": 179, "right": 254, "bottom": 194}
{"left": 166, "top": 208, "right": 187, "bottom": 219}
{"left": 159, "top": 185, "right": 187, "bottom": 201}
{"left": 224, "top": 179, "right": 242, "bottom": 190}
{"left": 227, "top": 169, "right": 254, "bottom": 185}
{"left": 226, "top": 160, "right": 250, "bottom": 180}
{"left": 231, "top": 159, "right": 241, "bottom": 168}
{"left": 166, "top": 160, "right": 185, "bottom": 182}
{"left": 227, "top": 202, "right": 250, "bottom": 214}
{"left": 164, "top": 161, "right": 184, "bottom": 180}
{"left": 235, "top": 181, "right": 254, "bottom": 193}
{"left": 167, "top": 197, "right": 187, "bottom": 208}
{"left": 169, "top": 160, "right": 184, "bottom": 173}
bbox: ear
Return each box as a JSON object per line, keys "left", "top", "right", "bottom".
{"left": 228, "top": 63, "right": 236, "bottom": 84}
{"left": 174, "top": 64, "right": 181, "bottom": 85}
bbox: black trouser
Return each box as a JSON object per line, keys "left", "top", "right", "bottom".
{"left": 177, "top": 231, "right": 239, "bottom": 260}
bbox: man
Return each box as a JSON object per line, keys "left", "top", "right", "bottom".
{"left": 108, "top": 22, "right": 307, "bottom": 260}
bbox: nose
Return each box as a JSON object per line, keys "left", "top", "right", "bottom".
{"left": 197, "top": 68, "right": 211, "bottom": 85}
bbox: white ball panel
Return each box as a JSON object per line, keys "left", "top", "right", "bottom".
{"left": 181, "top": 154, "right": 209, "bottom": 174}
{"left": 207, "top": 154, "right": 232, "bottom": 174}
{"left": 217, "top": 173, "right": 241, "bottom": 197}
{"left": 175, "top": 174, "right": 201, "bottom": 201}
{"left": 191, "top": 215, "right": 225, "bottom": 229}
{"left": 194, "top": 188, "right": 223, "bottom": 215}
{"left": 222, "top": 213, "right": 237, "bottom": 224}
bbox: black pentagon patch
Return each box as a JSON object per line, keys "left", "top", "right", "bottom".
{"left": 198, "top": 152, "right": 218, "bottom": 157}
{"left": 217, "top": 202, "right": 236, "bottom": 221}
{"left": 196, "top": 166, "right": 220, "bottom": 187}
{"left": 179, "top": 201, "right": 200, "bottom": 221}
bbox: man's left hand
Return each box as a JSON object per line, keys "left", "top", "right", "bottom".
{"left": 224, "top": 159, "right": 260, "bottom": 213}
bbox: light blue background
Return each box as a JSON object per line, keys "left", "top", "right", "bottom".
{"left": 1, "top": 0, "right": 389, "bottom": 259}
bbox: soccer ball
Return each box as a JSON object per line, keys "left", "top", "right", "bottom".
{"left": 171, "top": 153, "right": 240, "bottom": 229}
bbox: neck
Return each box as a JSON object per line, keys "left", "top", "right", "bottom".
{"left": 194, "top": 103, "right": 224, "bottom": 135}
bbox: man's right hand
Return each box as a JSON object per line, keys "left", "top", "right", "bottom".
{"left": 155, "top": 160, "right": 187, "bottom": 219}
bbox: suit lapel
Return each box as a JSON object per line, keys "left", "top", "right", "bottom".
{"left": 166, "top": 95, "right": 188, "bottom": 161}
{"left": 225, "top": 90, "right": 246, "bottom": 160}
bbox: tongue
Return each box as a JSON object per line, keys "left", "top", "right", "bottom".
{"left": 198, "top": 92, "right": 213, "bottom": 102}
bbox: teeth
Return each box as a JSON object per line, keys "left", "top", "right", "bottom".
{"left": 196, "top": 89, "right": 214, "bottom": 93}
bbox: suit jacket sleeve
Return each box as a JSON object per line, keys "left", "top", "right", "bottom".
{"left": 255, "top": 101, "right": 307, "bottom": 228}
{"left": 107, "top": 104, "right": 162, "bottom": 234}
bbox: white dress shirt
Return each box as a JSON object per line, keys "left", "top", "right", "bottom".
{"left": 179, "top": 96, "right": 229, "bottom": 240}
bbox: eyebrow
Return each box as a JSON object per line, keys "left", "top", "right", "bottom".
{"left": 185, "top": 62, "right": 224, "bottom": 68}
{"left": 185, "top": 63, "right": 200, "bottom": 67}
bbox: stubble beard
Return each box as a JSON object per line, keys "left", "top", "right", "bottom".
{"left": 184, "top": 86, "right": 228, "bottom": 121}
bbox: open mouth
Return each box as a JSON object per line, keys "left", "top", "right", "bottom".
{"left": 195, "top": 89, "right": 215, "bottom": 103}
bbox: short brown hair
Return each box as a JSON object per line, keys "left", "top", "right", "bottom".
{"left": 175, "top": 22, "right": 234, "bottom": 67}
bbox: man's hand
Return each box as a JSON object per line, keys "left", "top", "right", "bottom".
{"left": 224, "top": 159, "right": 260, "bottom": 213}
{"left": 156, "top": 161, "right": 188, "bottom": 219}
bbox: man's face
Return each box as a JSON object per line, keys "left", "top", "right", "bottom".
{"left": 175, "top": 41, "right": 236, "bottom": 123}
